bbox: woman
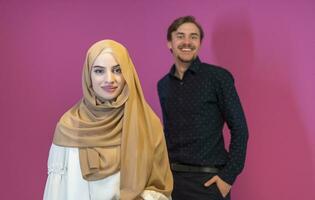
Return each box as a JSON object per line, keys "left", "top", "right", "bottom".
{"left": 43, "top": 40, "right": 173, "bottom": 200}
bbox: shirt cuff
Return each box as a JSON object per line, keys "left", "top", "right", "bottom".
{"left": 141, "top": 190, "right": 171, "bottom": 200}
{"left": 217, "top": 170, "right": 237, "bottom": 185}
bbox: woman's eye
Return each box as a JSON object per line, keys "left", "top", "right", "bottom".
{"left": 94, "top": 69, "right": 104, "bottom": 74}
{"left": 113, "top": 67, "right": 122, "bottom": 74}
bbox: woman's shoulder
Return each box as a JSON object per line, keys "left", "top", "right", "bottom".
{"left": 47, "top": 144, "right": 71, "bottom": 172}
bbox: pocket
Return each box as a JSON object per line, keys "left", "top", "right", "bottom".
{"left": 215, "top": 184, "right": 230, "bottom": 200}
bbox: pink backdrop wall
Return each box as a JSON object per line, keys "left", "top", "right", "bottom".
{"left": 1, "top": 0, "right": 314, "bottom": 199}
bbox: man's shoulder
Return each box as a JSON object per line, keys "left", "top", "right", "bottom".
{"left": 199, "top": 62, "right": 233, "bottom": 78}
{"left": 199, "top": 62, "right": 229, "bottom": 73}
{"left": 157, "top": 73, "right": 171, "bottom": 97}
{"left": 157, "top": 73, "right": 170, "bottom": 88}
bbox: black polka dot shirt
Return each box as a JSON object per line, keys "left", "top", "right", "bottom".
{"left": 157, "top": 57, "right": 249, "bottom": 185}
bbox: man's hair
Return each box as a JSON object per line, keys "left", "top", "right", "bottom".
{"left": 167, "top": 15, "right": 204, "bottom": 41}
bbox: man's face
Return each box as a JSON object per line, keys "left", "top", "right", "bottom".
{"left": 168, "top": 22, "right": 201, "bottom": 65}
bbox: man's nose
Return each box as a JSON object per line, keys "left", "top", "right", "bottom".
{"left": 183, "top": 37, "right": 191, "bottom": 45}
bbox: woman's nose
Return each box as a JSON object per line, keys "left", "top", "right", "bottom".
{"left": 105, "top": 72, "right": 114, "bottom": 83}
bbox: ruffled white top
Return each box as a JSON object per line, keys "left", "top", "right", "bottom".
{"left": 43, "top": 144, "right": 170, "bottom": 200}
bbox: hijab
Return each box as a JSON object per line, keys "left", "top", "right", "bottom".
{"left": 53, "top": 39, "right": 173, "bottom": 199}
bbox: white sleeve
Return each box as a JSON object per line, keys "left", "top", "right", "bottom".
{"left": 43, "top": 144, "right": 68, "bottom": 200}
{"left": 141, "top": 190, "right": 172, "bottom": 200}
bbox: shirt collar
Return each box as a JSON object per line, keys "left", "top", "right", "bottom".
{"left": 169, "top": 57, "right": 201, "bottom": 77}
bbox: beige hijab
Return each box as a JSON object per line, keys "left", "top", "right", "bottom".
{"left": 53, "top": 40, "right": 173, "bottom": 199}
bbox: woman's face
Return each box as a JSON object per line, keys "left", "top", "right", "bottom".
{"left": 91, "top": 52, "right": 126, "bottom": 101}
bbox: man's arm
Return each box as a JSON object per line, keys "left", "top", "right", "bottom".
{"left": 215, "top": 68, "right": 249, "bottom": 185}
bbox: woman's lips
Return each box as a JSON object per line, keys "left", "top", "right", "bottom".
{"left": 102, "top": 86, "right": 117, "bottom": 93}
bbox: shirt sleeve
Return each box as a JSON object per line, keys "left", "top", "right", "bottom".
{"left": 214, "top": 69, "right": 249, "bottom": 185}
{"left": 43, "top": 144, "right": 68, "bottom": 200}
{"left": 157, "top": 79, "right": 168, "bottom": 132}
{"left": 141, "top": 190, "right": 171, "bottom": 200}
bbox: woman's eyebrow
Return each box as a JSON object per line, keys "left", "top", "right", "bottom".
{"left": 92, "top": 65, "right": 105, "bottom": 68}
{"left": 92, "top": 64, "right": 120, "bottom": 68}
{"left": 112, "top": 64, "right": 120, "bottom": 68}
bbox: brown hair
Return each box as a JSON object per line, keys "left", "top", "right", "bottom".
{"left": 167, "top": 15, "right": 204, "bottom": 41}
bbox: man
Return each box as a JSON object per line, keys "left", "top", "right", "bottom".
{"left": 157, "top": 16, "right": 249, "bottom": 200}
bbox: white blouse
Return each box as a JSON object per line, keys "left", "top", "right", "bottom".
{"left": 43, "top": 144, "right": 170, "bottom": 200}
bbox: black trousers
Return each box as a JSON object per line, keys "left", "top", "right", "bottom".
{"left": 172, "top": 171, "right": 231, "bottom": 200}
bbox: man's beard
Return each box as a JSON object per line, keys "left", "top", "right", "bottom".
{"left": 177, "top": 55, "right": 195, "bottom": 63}
{"left": 176, "top": 44, "right": 197, "bottom": 63}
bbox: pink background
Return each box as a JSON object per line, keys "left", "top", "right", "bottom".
{"left": 1, "top": 0, "right": 314, "bottom": 199}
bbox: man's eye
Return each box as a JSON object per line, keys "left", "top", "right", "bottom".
{"left": 191, "top": 36, "right": 198, "bottom": 40}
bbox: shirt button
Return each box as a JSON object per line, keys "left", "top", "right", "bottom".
{"left": 180, "top": 82, "right": 184, "bottom": 85}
